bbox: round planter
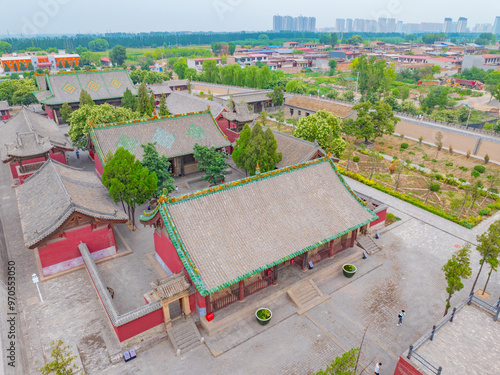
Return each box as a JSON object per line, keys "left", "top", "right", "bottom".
{"left": 342, "top": 264, "right": 357, "bottom": 278}
{"left": 255, "top": 308, "right": 272, "bottom": 325}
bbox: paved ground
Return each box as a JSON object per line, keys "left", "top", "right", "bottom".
{"left": 2, "top": 151, "right": 500, "bottom": 374}
{"left": 415, "top": 305, "right": 500, "bottom": 374}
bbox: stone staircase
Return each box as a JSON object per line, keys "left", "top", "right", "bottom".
{"left": 356, "top": 235, "right": 381, "bottom": 255}
{"left": 287, "top": 279, "right": 330, "bottom": 315}
{"left": 167, "top": 317, "right": 204, "bottom": 356}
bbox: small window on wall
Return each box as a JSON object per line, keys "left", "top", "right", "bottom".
{"left": 306, "top": 112, "right": 310, "bottom": 117}
{"left": 290, "top": 108, "right": 294, "bottom": 115}
{"left": 298, "top": 110, "right": 302, "bottom": 115}
{"left": 184, "top": 154, "right": 196, "bottom": 164}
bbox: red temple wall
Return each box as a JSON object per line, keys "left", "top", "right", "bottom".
{"left": 46, "top": 105, "right": 54, "bottom": 120}
{"left": 1, "top": 110, "right": 10, "bottom": 121}
{"left": 154, "top": 229, "right": 184, "bottom": 274}
{"left": 394, "top": 357, "right": 423, "bottom": 375}
{"left": 38, "top": 224, "right": 116, "bottom": 269}
{"left": 9, "top": 150, "right": 67, "bottom": 180}
{"left": 95, "top": 154, "right": 104, "bottom": 177}
{"left": 370, "top": 208, "right": 387, "bottom": 227}
{"left": 217, "top": 118, "right": 239, "bottom": 144}
{"left": 113, "top": 308, "right": 164, "bottom": 342}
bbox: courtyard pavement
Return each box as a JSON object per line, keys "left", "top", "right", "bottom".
{"left": 1, "top": 152, "right": 499, "bottom": 374}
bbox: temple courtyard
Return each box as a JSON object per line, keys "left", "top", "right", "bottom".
{"left": 2, "top": 150, "right": 500, "bottom": 375}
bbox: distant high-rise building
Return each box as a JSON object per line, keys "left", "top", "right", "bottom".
{"left": 335, "top": 18, "right": 346, "bottom": 32}
{"left": 353, "top": 19, "right": 365, "bottom": 32}
{"left": 387, "top": 18, "right": 396, "bottom": 32}
{"left": 378, "top": 17, "right": 387, "bottom": 33}
{"left": 443, "top": 18, "right": 452, "bottom": 33}
{"left": 420, "top": 22, "right": 443, "bottom": 33}
{"left": 457, "top": 17, "right": 467, "bottom": 33}
{"left": 396, "top": 21, "right": 403, "bottom": 33}
{"left": 346, "top": 19, "right": 353, "bottom": 32}
{"left": 493, "top": 16, "right": 500, "bottom": 34}
{"left": 273, "top": 15, "right": 316, "bottom": 32}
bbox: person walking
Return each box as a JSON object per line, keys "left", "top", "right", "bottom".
{"left": 76, "top": 150, "right": 80, "bottom": 159}
{"left": 397, "top": 310, "right": 405, "bottom": 326}
{"left": 374, "top": 362, "right": 382, "bottom": 375}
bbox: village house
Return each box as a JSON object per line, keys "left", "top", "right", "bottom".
{"left": 34, "top": 68, "right": 138, "bottom": 124}
{"left": 16, "top": 159, "right": 128, "bottom": 278}
{"left": 284, "top": 95, "right": 355, "bottom": 120}
{"left": 139, "top": 157, "right": 377, "bottom": 318}
{"left": 88, "top": 109, "right": 231, "bottom": 177}
{"left": 0, "top": 100, "right": 11, "bottom": 120}
{"left": 0, "top": 52, "right": 80, "bottom": 72}
{"left": 0, "top": 108, "right": 73, "bottom": 184}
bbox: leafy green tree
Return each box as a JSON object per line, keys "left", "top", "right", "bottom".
{"left": 137, "top": 83, "right": 153, "bottom": 116}
{"left": 266, "top": 85, "right": 284, "bottom": 106}
{"left": 422, "top": 86, "right": 450, "bottom": 109}
{"left": 27, "top": 62, "right": 34, "bottom": 71}
{"left": 102, "top": 147, "right": 157, "bottom": 229}
{"left": 341, "top": 90, "right": 355, "bottom": 102}
{"left": 233, "top": 123, "right": 282, "bottom": 175}
{"left": 88, "top": 38, "right": 109, "bottom": 52}
{"left": 109, "top": 45, "right": 127, "bottom": 66}
{"left": 121, "top": 88, "right": 137, "bottom": 111}
{"left": 68, "top": 103, "right": 141, "bottom": 149}
{"left": 400, "top": 85, "right": 410, "bottom": 100}
{"left": 442, "top": 243, "right": 472, "bottom": 316}
{"left": 469, "top": 220, "right": 500, "bottom": 295}
{"left": 346, "top": 35, "right": 363, "bottom": 45}
{"left": 40, "top": 339, "right": 79, "bottom": 375}
{"left": 159, "top": 93, "right": 169, "bottom": 116}
{"left": 60, "top": 103, "right": 73, "bottom": 123}
{"left": 3, "top": 65, "right": 10, "bottom": 73}
{"left": 141, "top": 143, "right": 175, "bottom": 197}
{"left": 367, "top": 150, "right": 383, "bottom": 180}
{"left": 351, "top": 55, "right": 396, "bottom": 102}
{"left": 383, "top": 95, "right": 399, "bottom": 111}
{"left": 173, "top": 58, "right": 188, "bottom": 79}
{"left": 79, "top": 89, "right": 94, "bottom": 107}
{"left": 211, "top": 42, "right": 222, "bottom": 55}
{"left": 0, "top": 41, "right": 12, "bottom": 55}
{"left": 294, "top": 110, "right": 346, "bottom": 157}
{"left": 228, "top": 42, "right": 236, "bottom": 55}
{"left": 184, "top": 67, "right": 197, "bottom": 81}
{"left": 319, "top": 33, "right": 337, "bottom": 47}
{"left": 193, "top": 144, "right": 229, "bottom": 184}
{"left": 202, "top": 59, "right": 220, "bottom": 83}
{"left": 344, "top": 101, "right": 400, "bottom": 144}
{"left": 328, "top": 59, "right": 337, "bottom": 74}
{"left": 46, "top": 47, "right": 58, "bottom": 53}
{"left": 285, "top": 79, "right": 307, "bottom": 94}
{"left": 316, "top": 348, "right": 359, "bottom": 375}
{"left": 0, "top": 78, "right": 38, "bottom": 105}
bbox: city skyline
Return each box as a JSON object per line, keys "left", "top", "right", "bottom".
{"left": 1, "top": 0, "right": 499, "bottom": 35}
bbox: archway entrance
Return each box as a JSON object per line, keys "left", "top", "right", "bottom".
{"left": 150, "top": 274, "right": 191, "bottom": 329}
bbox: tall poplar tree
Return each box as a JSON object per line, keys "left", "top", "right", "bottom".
{"left": 442, "top": 244, "right": 472, "bottom": 316}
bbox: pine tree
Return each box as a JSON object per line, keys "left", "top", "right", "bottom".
{"left": 140, "top": 142, "right": 175, "bottom": 197}
{"left": 60, "top": 103, "right": 73, "bottom": 123}
{"left": 137, "top": 83, "right": 152, "bottom": 116}
{"left": 193, "top": 144, "right": 229, "bottom": 184}
{"left": 159, "top": 93, "right": 169, "bottom": 116}
{"left": 121, "top": 88, "right": 137, "bottom": 111}
{"left": 79, "top": 89, "right": 94, "bottom": 107}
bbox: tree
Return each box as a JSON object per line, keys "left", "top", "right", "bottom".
{"left": 68, "top": 103, "right": 140, "bottom": 149}
{"left": 202, "top": 59, "right": 220, "bottom": 83}
{"left": 316, "top": 348, "right": 359, "bottom": 375}
{"left": 3, "top": 65, "right": 10, "bottom": 72}
{"left": 257, "top": 110, "right": 268, "bottom": 127}
{"left": 341, "top": 90, "right": 355, "bottom": 102}
{"left": 469, "top": 220, "right": 500, "bottom": 295}
{"left": 79, "top": 89, "right": 94, "bottom": 107}
{"left": 442, "top": 244, "right": 472, "bottom": 316}
{"left": 159, "top": 93, "right": 169, "bottom": 116}
{"left": 394, "top": 159, "right": 407, "bottom": 191}
{"left": 88, "top": 38, "right": 109, "bottom": 52}
{"left": 492, "top": 83, "right": 500, "bottom": 103}
{"left": 228, "top": 42, "right": 236, "bottom": 56}
{"left": 350, "top": 55, "right": 396, "bottom": 102}
{"left": 173, "top": 58, "right": 188, "bottom": 79}
{"left": 211, "top": 42, "right": 222, "bottom": 55}
{"left": 319, "top": 33, "right": 337, "bottom": 47}
{"left": 137, "top": 83, "right": 153, "bottom": 116}
{"left": 0, "top": 41, "right": 12, "bottom": 55}
{"left": 493, "top": 119, "right": 500, "bottom": 134}
{"left": 1, "top": 79, "right": 38, "bottom": 106}
{"left": 141, "top": 143, "right": 175, "bottom": 197}
{"left": 285, "top": 79, "right": 307, "bottom": 94}
{"left": 346, "top": 35, "right": 363, "bottom": 45}
{"left": 294, "top": 110, "right": 346, "bottom": 157}
{"left": 400, "top": 85, "right": 410, "bottom": 100}
{"left": 434, "top": 131, "right": 443, "bottom": 157}
{"left": 40, "top": 339, "right": 79, "bottom": 375}
{"left": 193, "top": 144, "right": 229, "bottom": 184}
{"left": 109, "top": 45, "right": 127, "bottom": 66}
{"left": 344, "top": 101, "right": 399, "bottom": 144}
{"left": 102, "top": 147, "right": 157, "bottom": 229}
{"left": 27, "top": 62, "right": 34, "bottom": 71}
{"left": 328, "top": 59, "right": 338, "bottom": 74}
{"left": 121, "top": 88, "right": 137, "bottom": 111}
{"left": 275, "top": 107, "right": 285, "bottom": 132}
{"left": 232, "top": 123, "right": 282, "bottom": 175}
{"left": 481, "top": 170, "right": 500, "bottom": 205}
{"left": 367, "top": 150, "right": 383, "bottom": 180}
{"left": 266, "top": 85, "right": 284, "bottom": 106}
{"left": 60, "top": 103, "right": 72, "bottom": 123}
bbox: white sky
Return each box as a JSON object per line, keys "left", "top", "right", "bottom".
{"left": 1, "top": 0, "right": 498, "bottom": 35}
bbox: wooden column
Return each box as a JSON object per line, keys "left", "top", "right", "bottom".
{"left": 302, "top": 251, "right": 309, "bottom": 270}
{"left": 272, "top": 266, "right": 278, "bottom": 285}
{"left": 162, "top": 301, "right": 172, "bottom": 329}
{"left": 205, "top": 295, "right": 212, "bottom": 315}
{"left": 238, "top": 280, "right": 245, "bottom": 300}
{"left": 329, "top": 240, "right": 334, "bottom": 258}
{"left": 181, "top": 296, "right": 191, "bottom": 315}
{"left": 350, "top": 230, "right": 357, "bottom": 248}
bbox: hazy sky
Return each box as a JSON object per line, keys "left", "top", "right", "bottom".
{"left": 2, "top": 0, "right": 499, "bottom": 35}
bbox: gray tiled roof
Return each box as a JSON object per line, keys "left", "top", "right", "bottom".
{"left": 92, "top": 111, "right": 231, "bottom": 162}
{"left": 35, "top": 74, "right": 47, "bottom": 91}
{"left": 148, "top": 83, "right": 173, "bottom": 95}
{"left": 165, "top": 92, "right": 226, "bottom": 119}
{"left": 220, "top": 91, "right": 273, "bottom": 104}
{"left": 166, "top": 159, "right": 376, "bottom": 293}
{"left": 0, "top": 108, "right": 73, "bottom": 162}
{"left": 37, "top": 70, "right": 138, "bottom": 105}
{"left": 222, "top": 103, "right": 259, "bottom": 123}
{"left": 0, "top": 100, "right": 11, "bottom": 111}
{"left": 16, "top": 160, "right": 128, "bottom": 248}
{"left": 285, "top": 96, "right": 354, "bottom": 118}
{"left": 5, "top": 133, "right": 53, "bottom": 158}
{"left": 270, "top": 130, "right": 325, "bottom": 168}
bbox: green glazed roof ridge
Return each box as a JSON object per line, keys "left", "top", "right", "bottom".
{"left": 139, "top": 205, "right": 160, "bottom": 222}
{"left": 41, "top": 68, "right": 126, "bottom": 77}
{"left": 99, "top": 71, "right": 113, "bottom": 97}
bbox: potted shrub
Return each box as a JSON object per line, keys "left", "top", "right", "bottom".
{"left": 255, "top": 308, "right": 272, "bottom": 325}
{"left": 342, "top": 264, "right": 357, "bottom": 278}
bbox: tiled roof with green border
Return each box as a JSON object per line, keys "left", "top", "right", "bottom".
{"left": 33, "top": 69, "right": 137, "bottom": 105}
{"left": 140, "top": 157, "right": 377, "bottom": 296}
{"left": 90, "top": 109, "right": 231, "bottom": 167}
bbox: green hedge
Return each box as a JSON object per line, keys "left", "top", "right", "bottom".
{"left": 337, "top": 166, "right": 481, "bottom": 228}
